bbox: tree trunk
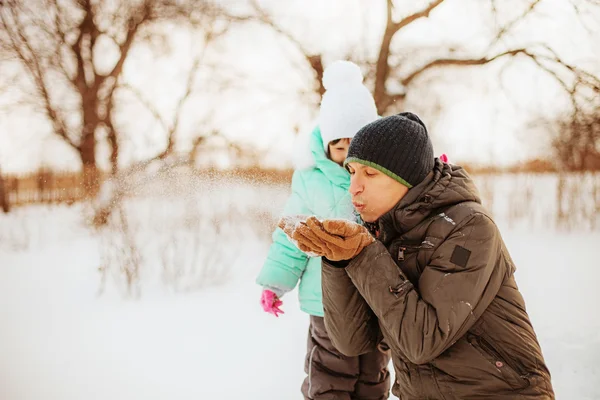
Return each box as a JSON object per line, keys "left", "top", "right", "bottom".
{"left": 107, "top": 128, "right": 119, "bottom": 175}
{"left": 104, "top": 88, "right": 120, "bottom": 175}
{"left": 80, "top": 126, "right": 99, "bottom": 197}
{"left": 374, "top": 25, "right": 396, "bottom": 116}
{"left": 308, "top": 55, "right": 325, "bottom": 97}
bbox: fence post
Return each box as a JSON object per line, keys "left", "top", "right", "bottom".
{"left": 0, "top": 169, "right": 9, "bottom": 213}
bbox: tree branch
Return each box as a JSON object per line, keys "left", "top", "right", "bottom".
{"left": 391, "top": 0, "right": 446, "bottom": 33}
{"left": 118, "top": 82, "right": 169, "bottom": 132}
{"left": 70, "top": 2, "right": 91, "bottom": 93}
{"left": 490, "top": 0, "right": 500, "bottom": 25}
{"left": 79, "top": 0, "right": 101, "bottom": 87}
{"left": 248, "top": 0, "right": 309, "bottom": 55}
{"left": 374, "top": 0, "right": 446, "bottom": 113}
{"left": 1, "top": 2, "right": 77, "bottom": 150}
{"left": 99, "top": 6, "right": 148, "bottom": 89}
{"left": 400, "top": 44, "right": 600, "bottom": 116}
{"left": 487, "top": 0, "right": 545, "bottom": 50}
{"left": 248, "top": 0, "right": 325, "bottom": 95}
{"left": 48, "top": 0, "right": 78, "bottom": 84}
{"left": 401, "top": 48, "right": 536, "bottom": 86}
{"left": 157, "top": 29, "right": 215, "bottom": 160}
{"left": 567, "top": 0, "right": 600, "bottom": 36}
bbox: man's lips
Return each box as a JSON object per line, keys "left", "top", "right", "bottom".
{"left": 352, "top": 202, "right": 365, "bottom": 211}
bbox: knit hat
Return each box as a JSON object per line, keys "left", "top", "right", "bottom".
{"left": 318, "top": 60, "right": 378, "bottom": 151}
{"left": 344, "top": 112, "right": 435, "bottom": 188}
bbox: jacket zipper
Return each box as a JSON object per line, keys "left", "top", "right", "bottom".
{"left": 397, "top": 244, "right": 421, "bottom": 261}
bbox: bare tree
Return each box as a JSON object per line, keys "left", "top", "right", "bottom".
{"left": 0, "top": 0, "right": 224, "bottom": 194}
{"left": 248, "top": 0, "right": 600, "bottom": 116}
{"left": 551, "top": 105, "right": 600, "bottom": 171}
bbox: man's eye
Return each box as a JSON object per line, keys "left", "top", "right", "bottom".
{"left": 335, "top": 147, "right": 345, "bottom": 151}
{"left": 365, "top": 171, "right": 376, "bottom": 176}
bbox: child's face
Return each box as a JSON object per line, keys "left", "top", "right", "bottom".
{"left": 328, "top": 138, "right": 351, "bottom": 166}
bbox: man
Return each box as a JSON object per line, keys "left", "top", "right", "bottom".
{"left": 279, "top": 112, "right": 554, "bottom": 399}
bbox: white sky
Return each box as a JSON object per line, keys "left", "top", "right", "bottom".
{"left": 0, "top": 0, "right": 599, "bottom": 173}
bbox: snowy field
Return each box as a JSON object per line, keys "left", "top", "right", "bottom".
{"left": 0, "top": 173, "right": 599, "bottom": 400}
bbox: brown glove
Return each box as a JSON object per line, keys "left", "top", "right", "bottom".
{"left": 278, "top": 215, "right": 375, "bottom": 261}
{"left": 278, "top": 215, "right": 327, "bottom": 256}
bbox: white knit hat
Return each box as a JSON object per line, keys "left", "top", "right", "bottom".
{"left": 318, "top": 60, "right": 378, "bottom": 151}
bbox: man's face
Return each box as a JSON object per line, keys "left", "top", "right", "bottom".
{"left": 347, "top": 162, "right": 409, "bottom": 223}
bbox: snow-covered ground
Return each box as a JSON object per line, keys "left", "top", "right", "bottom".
{"left": 1, "top": 175, "right": 599, "bottom": 399}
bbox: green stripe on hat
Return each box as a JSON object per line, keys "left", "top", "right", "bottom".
{"left": 344, "top": 157, "right": 413, "bottom": 188}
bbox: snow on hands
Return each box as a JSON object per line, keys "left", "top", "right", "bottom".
{"left": 278, "top": 215, "right": 375, "bottom": 261}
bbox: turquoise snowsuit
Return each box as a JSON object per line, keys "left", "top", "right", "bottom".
{"left": 256, "top": 126, "right": 356, "bottom": 316}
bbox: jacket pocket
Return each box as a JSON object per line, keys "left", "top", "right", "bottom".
{"left": 391, "top": 241, "right": 423, "bottom": 284}
{"left": 467, "top": 333, "right": 530, "bottom": 390}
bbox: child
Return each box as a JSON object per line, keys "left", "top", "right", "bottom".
{"left": 256, "top": 61, "right": 391, "bottom": 400}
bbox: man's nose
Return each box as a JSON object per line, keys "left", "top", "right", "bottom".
{"left": 349, "top": 175, "right": 363, "bottom": 196}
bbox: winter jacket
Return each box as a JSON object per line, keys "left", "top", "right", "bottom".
{"left": 321, "top": 160, "right": 555, "bottom": 399}
{"left": 256, "top": 126, "right": 356, "bottom": 316}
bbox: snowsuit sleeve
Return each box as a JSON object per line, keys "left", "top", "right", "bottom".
{"left": 256, "top": 171, "right": 313, "bottom": 296}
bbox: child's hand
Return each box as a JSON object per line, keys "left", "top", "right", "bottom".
{"left": 260, "top": 289, "right": 284, "bottom": 317}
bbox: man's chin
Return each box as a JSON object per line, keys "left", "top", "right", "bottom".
{"left": 360, "top": 212, "right": 377, "bottom": 223}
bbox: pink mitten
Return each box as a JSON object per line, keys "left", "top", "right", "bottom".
{"left": 440, "top": 153, "right": 449, "bottom": 163}
{"left": 260, "top": 289, "right": 284, "bottom": 317}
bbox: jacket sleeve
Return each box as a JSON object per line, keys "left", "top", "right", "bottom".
{"left": 321, "top": 262, "right": 383, "bottom": 356}
{"left": 345, "top": 213, "right": 504, "bottom": 365}
{"left": 255, "top": 171, "right": 313, "bottom": 295}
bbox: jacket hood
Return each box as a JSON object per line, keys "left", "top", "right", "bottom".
{"left": 371, "top": 160, "right": 481, "bottom": 244}
{"left": 294, "top": 126, "right": 350, "bottom": 190}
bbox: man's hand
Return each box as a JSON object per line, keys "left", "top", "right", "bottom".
{"left": 278, "top": 216, "right": 375, "bottom": 261}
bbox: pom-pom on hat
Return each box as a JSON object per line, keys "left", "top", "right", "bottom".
{"left": 318, "top": 61, "right": 378, "bottom": 151}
